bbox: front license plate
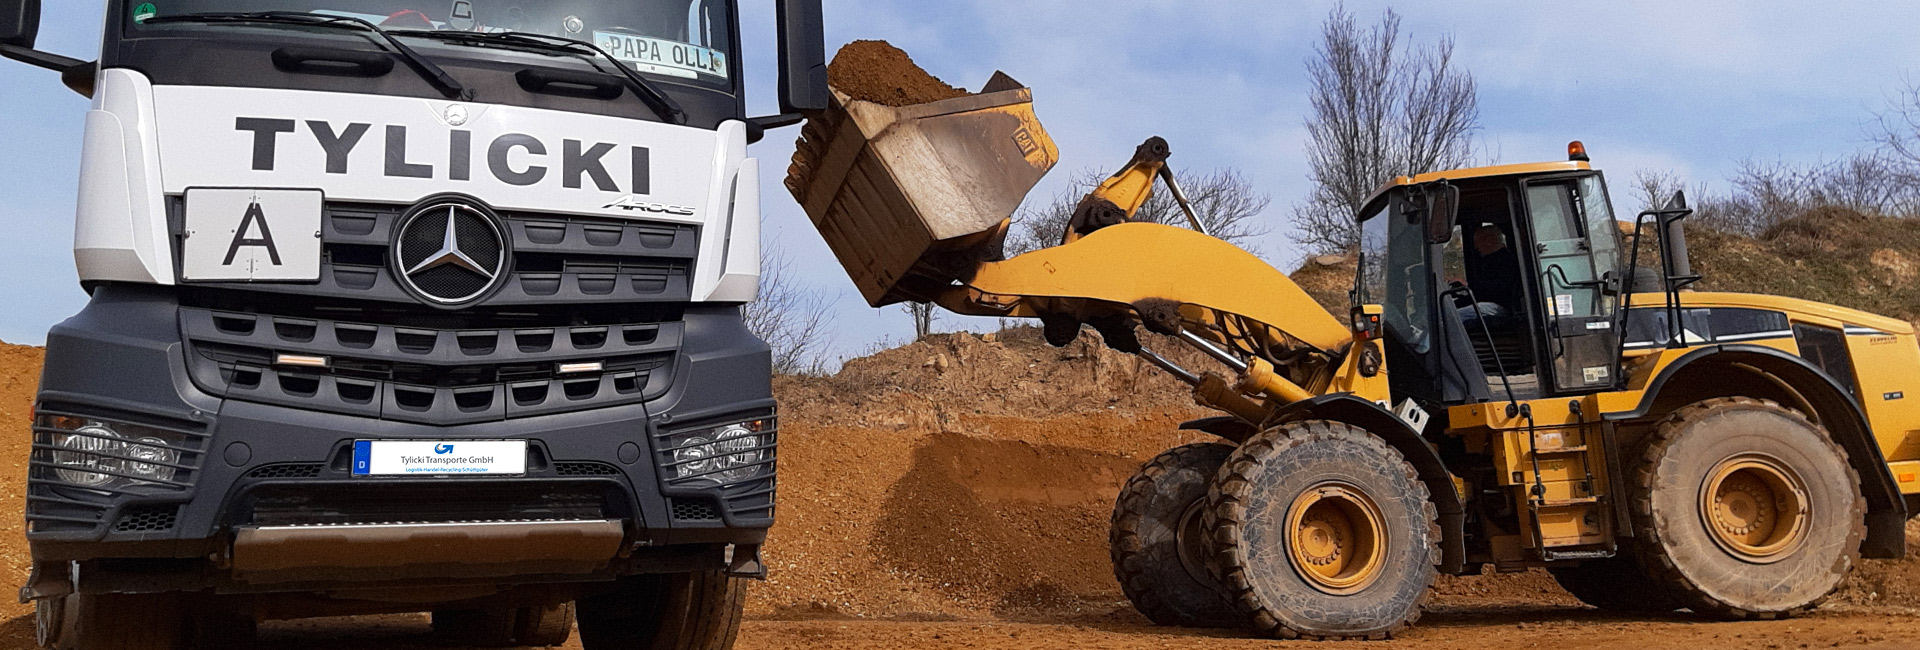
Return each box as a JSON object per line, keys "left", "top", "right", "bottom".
{"left": 351, "top": 440, "right": 528, "bottom": 476}
{"left": 181, "top": 188, "right": 323, "bottom": 282}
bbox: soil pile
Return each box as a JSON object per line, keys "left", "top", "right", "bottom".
{"left": 0, "top": 343, "right": 40, "bottom": 622}
{"left": 1689, "top": 207, "right": 1920, "bottom": 322}
{"left": 828, "top": 40, "right": 968, "bottom": 107}
{"left": 1289, "top": 253, "right": 1356, "bottom": 317}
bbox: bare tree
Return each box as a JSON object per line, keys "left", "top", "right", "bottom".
{"left": 1004, "top": 167, "right": 1272, "bottom": 256}
{"left": 742, "top": 244, "right": 834, "bottom": 375}
{"left": 902, "top": 302, "right": 937, "bottom": 340}
{"left": 1291, "top": 5, "right": 1479, "bottom": 255}
{"left": 1874, "top": 78, "right": 1920, "bottom": 173}
{"left": 1630, "top": 169, "right": 1687, "bottom": 215}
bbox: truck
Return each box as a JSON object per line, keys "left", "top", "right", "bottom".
{"left": 0, "top": 1, "right": 828, "bottom": 648}
{"left": 787, "top": 81, "right": 1920, "bottom": 638}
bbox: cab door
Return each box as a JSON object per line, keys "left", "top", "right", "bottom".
{"left": 1522, "top": 175, "right": 1624, "bottom": 393}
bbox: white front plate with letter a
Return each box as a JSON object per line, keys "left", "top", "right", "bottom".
{"left": 353, "top": 440, "right": 529, "bottom": 476}
{"left": 182, "top": 188, "right": 323, "bottom": 281}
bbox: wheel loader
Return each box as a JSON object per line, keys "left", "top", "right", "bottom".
{"left": 784, "top": 82, "right": 1920, "bottom": 639}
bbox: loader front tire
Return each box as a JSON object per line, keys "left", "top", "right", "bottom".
{"left": 1631, "top": 398, "right": 1864, "bottom": 620}
{"left": 1204, "top": 421, "right": 1437, "bottom": 640}
{"left": 1109, "top": 442, "right": 1239, "bottom": 627}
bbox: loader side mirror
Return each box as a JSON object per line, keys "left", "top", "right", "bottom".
{"left": 1, "top": 0, "right": 39, "bottom": 48}
{"left": 1425, "top": 182, "right": 1458, "bottom": 244}
{"left": 774, "top": 0, "right": 829, "bottom": 113}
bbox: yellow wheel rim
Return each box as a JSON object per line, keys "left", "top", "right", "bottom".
{"left": 1700, "top": 454, "right": 1810, "bottom": 563}
{"left": 1285, "top": 483, "right": 1388, "bottom": 595}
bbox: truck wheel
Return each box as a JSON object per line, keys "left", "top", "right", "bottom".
{"left": 1204, "top": 421, "right": 1437, "bottom": 640}
{"left": 434, "top": 602, "right": 574, "bottom": 647}
{"left": 1109, "top": 442, "right": 1239, "bottom": 627}
{"left": 187, "top": 612, "right": 257, "bottom": 649}
{"left": 56, "top": 593, "right": 186, "bottom": 650}
{"left": 577, "top": 570, "right": 746, "bottom": 650}
{"left": 1631, "top": 398, "right": 1865, "bottom": 619}
{"left": 34, "top": 597, "right": 63, "bottom": 649}
{"left": 1548, "top": 552, "right": 1683, "bottom": 613}
{"left": 515, "top": 601, "right": 576, "bottom": 647}
{"left": 431, "top": 608, "right": 517, "bottom": 646}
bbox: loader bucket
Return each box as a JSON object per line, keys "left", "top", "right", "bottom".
{"left": 785, "top": 73, "right": 1059, "bottom": 307}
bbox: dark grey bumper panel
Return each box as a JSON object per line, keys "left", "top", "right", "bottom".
{"left": 26, "top": 284, "right": 776, "bottom": 587}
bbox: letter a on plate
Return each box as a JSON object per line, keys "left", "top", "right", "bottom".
{"left": 183, "top": 188, "right": 324, "bottom": 281}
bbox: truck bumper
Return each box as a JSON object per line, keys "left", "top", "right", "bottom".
{"left": 23, "top": 284, "right": 775, "bottom": 597}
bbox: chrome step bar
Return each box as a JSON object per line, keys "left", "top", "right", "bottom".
{"left": 231, "top": 518, "right": 626, "bottom": 583}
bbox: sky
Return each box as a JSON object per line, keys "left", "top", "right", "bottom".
{"left": 4, "top": 1, "right": 1920, "bottom": 361}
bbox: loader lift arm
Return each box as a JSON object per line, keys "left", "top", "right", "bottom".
{"left": 1063, "top": 137, "right": 1209, "bottom": 245}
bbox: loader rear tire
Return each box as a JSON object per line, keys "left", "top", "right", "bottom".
{"left": 1548, "top": 552, "right": 1684, "bottom": 613}
{"left": 1204, "top": 421, "right": 1437, "bottom": 640}
{"left": 1109, "top": 442, "right": 1239, "bottom": 628}
{"left": 1630, "top": 398, "right": 1864, "bottom": 620}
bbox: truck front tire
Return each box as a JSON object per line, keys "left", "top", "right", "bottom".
{"left": 576, "top": 570, "right": 746, "bottom": 650}
{"left": 48, "top": 593, "right": 186, "bottom": 650}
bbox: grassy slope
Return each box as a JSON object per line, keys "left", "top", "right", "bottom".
{"left": 1688, "top": 207, "right": 1920, "bottom": 322}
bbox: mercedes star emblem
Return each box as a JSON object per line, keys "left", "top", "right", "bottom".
{"left": 393, "top": 201, "right": 508, "bottom": 306}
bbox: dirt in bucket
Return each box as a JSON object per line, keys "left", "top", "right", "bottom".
{"left": 828, "top": 40, "right": 969, "bottom": 107}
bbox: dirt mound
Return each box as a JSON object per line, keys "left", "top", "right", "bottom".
{"left": 775, "top": 327, "right": 1222, "bottom": 431}
{"left": 0, "top": 343, "right": 41, "bottom": 621}
{"left": 1690, "top": 207, "right": 1920, "bottom": 322}
{"left": 1290, "top": 253, "right": 1355, "bottom": 316}
{"left": 828, "top": 40, "right": 968, "bottom": 107}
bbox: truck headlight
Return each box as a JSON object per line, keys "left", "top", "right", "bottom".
{"left": 41, "top": 418, "right": 184, "bottom": 487}
{"left": 669, "top": 421, "right": 770, "bottom": 485}
{"left": 124, "top": 437, "right": 182, "bottom": 483}
{"left": 51, "top": 425, "right": 122, "bottom": 487}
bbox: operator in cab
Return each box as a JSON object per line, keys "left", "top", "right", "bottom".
{"left": 1458, "top": 223, "right": 1523, "bottom": 330}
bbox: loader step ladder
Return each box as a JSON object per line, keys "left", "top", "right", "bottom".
{"left": 1514, "top": 405, "right": 1617, "bottom": 561}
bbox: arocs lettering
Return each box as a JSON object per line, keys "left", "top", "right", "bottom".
{"left": 234, "top": 118, "right": 652, "bottom": 195}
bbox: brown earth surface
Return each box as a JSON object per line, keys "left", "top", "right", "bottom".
{"left": 827, "top": 40, "right": 969, "bottom": 107}
{"left": 1, "top": 333, "right": 1918, "bottom": 648}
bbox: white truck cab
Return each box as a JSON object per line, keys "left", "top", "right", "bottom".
{"left": 0, "top": 1, "right": 826, "bottom": 648}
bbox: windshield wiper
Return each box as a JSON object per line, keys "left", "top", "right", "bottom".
{"left": 142, "top": 11, "right": 467, "bottom": 99}
{"left": 399, "top": 30, "right": 685, "bottom": 125}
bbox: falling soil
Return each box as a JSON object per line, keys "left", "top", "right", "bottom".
{"left": 828, "top": 40, "right": 969, "bottom": 107}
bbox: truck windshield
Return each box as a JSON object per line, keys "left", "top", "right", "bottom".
{"left": 130, "top": 1, "right": 735, "bottom": 88}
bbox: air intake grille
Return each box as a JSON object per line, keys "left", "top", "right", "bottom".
{"left": 247, "top": 463, "right": 325, "bottom": 479}
{"left": 670, "top": 499, "right": 720, "bottom": 522}
{"left": 554, "top": 462, "right": 622, "bottom": 477}
{"left": 112, "top": 504, "right": 179, "bottom": 532}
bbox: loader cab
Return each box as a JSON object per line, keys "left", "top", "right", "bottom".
{"left": 1355, "top": 157, "right": 1628, "bottom": 407}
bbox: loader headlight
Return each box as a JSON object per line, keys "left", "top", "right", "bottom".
{"left": 669, "top": 421, "right": 770, "bottom": 485}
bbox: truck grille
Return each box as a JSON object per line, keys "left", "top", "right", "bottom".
{"left": 179, "top": 307, "right": 680, "bottom": 423}
{"left": 173, "top": 200, "right": 700, "bottom": 307}
{"left": 171, "top": 200, "right": 698, "bottom": 422}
